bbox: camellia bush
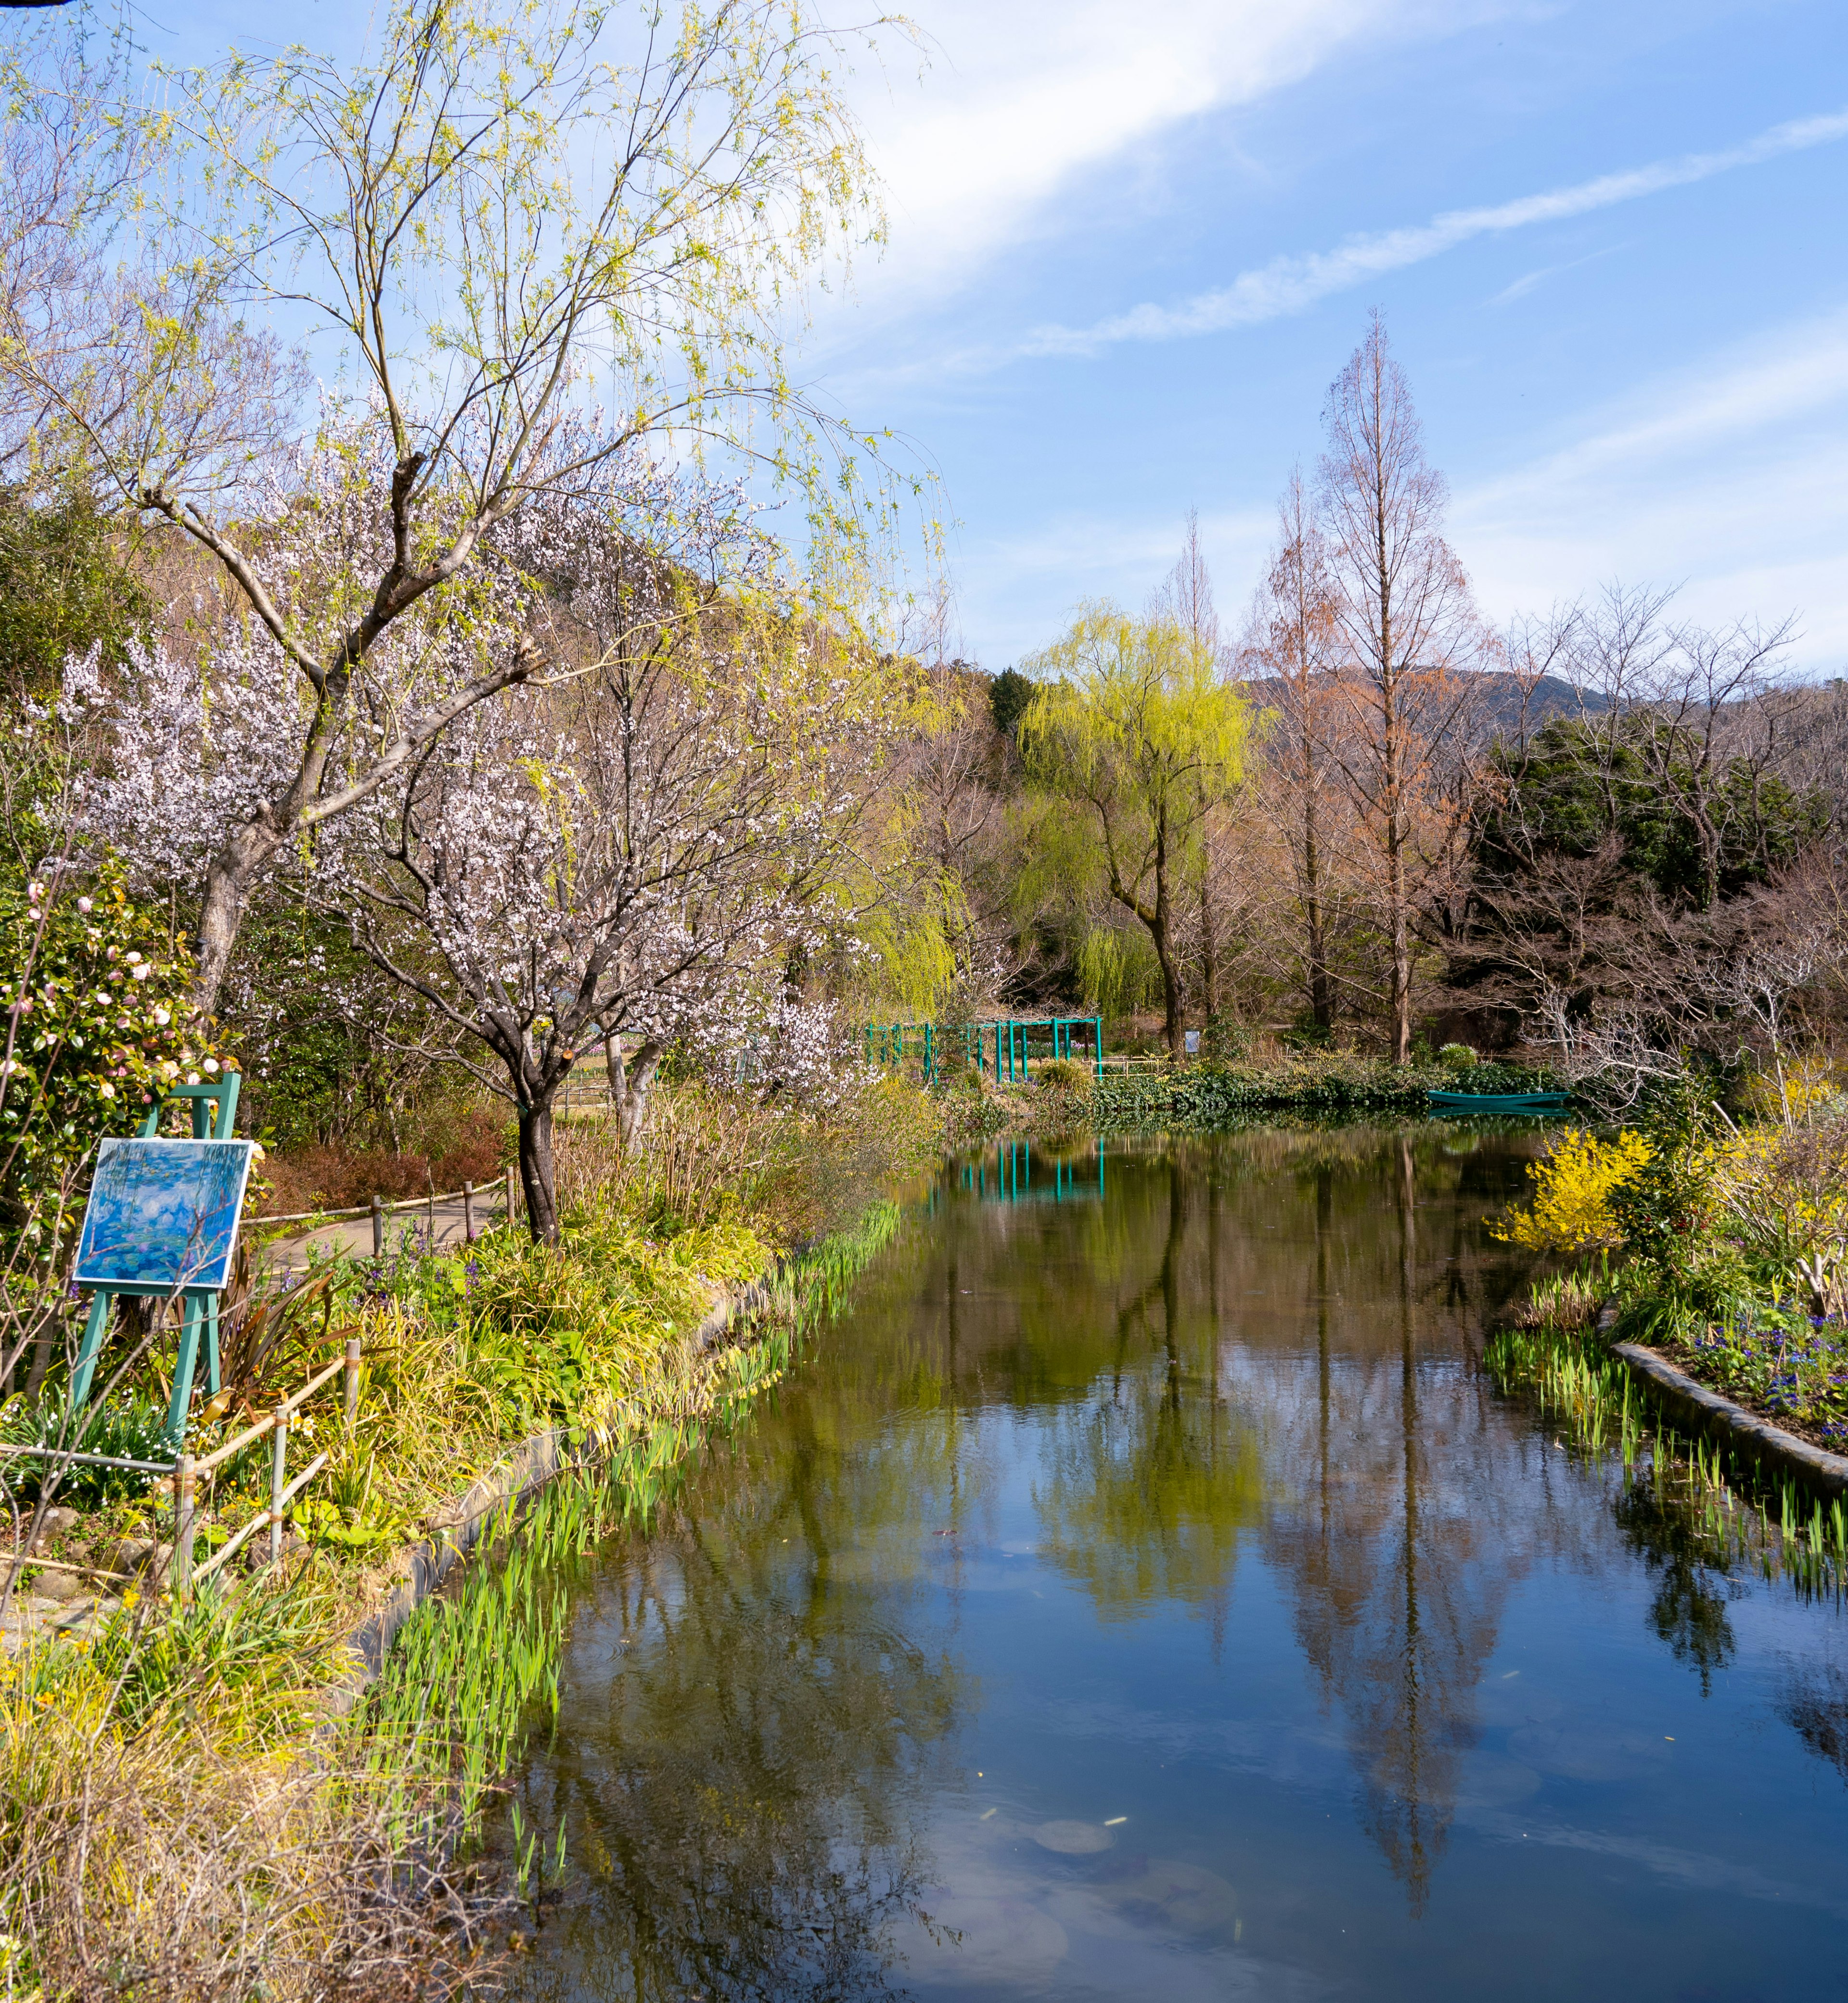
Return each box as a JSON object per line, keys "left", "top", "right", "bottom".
{"left": 0, "top": 862, "right": 220, "bottom": 1249}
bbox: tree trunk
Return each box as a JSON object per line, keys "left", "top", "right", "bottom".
{"left": 192, "top": 821, "right": 279, "bottom": 1012}
{"left": 1303, "top": 792, "right": 1333, "bottom": 1032}
{"left": 517, "top": 1099, "right": 560, "bottom": 1244}
{"left": 609, "top": 1037, "right": 662, "bottom": 1150}
{"left": 1387, "top": 808, "right": 1412, "bottom": 1065}
{"left": 1154, "top": 821, "right": 1184, "bottom": 1060}
{"left": 1199, "top": 856, "right": 1219, "bottom": 1048}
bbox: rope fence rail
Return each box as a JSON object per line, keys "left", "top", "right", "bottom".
{"left": 1, "top": 1338, "right": 365, "bottom": 1604}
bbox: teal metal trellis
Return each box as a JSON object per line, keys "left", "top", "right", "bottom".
{"left": 67, "top": 1072, "right": 244, "bottom": 1444}
{"left": 960, "top": 1140, "right": 1105, "bottom": 1203}
{"left": 864, "top": 1015, "right": 1104, "bottom": 1086}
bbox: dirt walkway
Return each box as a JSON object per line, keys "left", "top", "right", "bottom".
{"left": 257, "top": 1188, "right": 513, "bottom": 1275}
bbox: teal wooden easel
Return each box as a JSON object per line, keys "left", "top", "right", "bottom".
{"left": 67, "top": 1073, "right": 243, "bottom": 1446}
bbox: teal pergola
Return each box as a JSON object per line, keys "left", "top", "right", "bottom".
{"left": 865, "top": 1015, "right": 1104, "bottom": 1086}
{"left": 68, "top": 1072, "right": 243, "bottom": 1445}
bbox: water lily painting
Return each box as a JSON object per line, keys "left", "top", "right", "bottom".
{"left": 74, "top": 1138, "right": 257, "bottom": 1292}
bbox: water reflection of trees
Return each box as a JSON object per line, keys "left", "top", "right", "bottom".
{"left": 509, "top": 1403, "right": 963, "bottom": 2001}
{"left": 1217, "top": 1131, "right": 1552, "bottom": 1913}
{"left": 1033, "top": 1160, "right": 1266, "bottom": 1643}
{"left": 1609, "top": 1481, "right": 1741, "bottom": 1696}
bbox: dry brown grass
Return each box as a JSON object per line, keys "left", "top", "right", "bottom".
{"left": 0, "top": 1597, "right": 511, "bottom": 2000}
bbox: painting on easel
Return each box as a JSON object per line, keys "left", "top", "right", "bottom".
{"left": 74, "top": 1138, "right": 258, "bottom": 1293}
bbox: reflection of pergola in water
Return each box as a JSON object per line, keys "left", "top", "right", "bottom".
{"left": 958, "top": 1139, "right": 1104, "bottom": 1203}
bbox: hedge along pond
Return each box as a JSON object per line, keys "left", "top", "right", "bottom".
{"left": 458, "top": 1127, "right": 1848, "bottom": 2002}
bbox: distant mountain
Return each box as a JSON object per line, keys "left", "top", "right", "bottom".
{"left": 1230, "top": 668, "right": 1615, "bottom": 737}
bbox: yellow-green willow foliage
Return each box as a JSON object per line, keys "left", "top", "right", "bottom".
{"left": 1021, "top": 604, "right": 1254, "bottom": 1055}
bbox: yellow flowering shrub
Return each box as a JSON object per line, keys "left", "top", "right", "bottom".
{"left": 1742, "top": 1055, "right": 1840, "bottom": 1126}
{"left": 1493, "top": 1127, "right": 1656, "bottom": 1253}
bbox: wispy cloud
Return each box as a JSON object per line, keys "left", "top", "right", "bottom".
{"left": 1019, "top": 107, "right": 1848, "bottom": 357}
{"left": 1488, "top": 243, "right": 1622, "bottom": 307}
{"left": 1454, "top": 309, "right": 1848, "bottom": 668}
{"left": 825, "top": 0, "right": 1511, "bottom": 331}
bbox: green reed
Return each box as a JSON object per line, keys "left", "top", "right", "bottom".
{"left": 1487, "top": 1288, "right": 1848, "bottom": 1605}
{"left": 347, "top": 1209, "right": 902, "bottom": 1842}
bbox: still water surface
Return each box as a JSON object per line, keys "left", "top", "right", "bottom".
{"left": 511, "top": 1128, "right": 1848, "bottom": 2001}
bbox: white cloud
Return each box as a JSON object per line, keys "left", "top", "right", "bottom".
{"left": 832, "top": 0, "right": 1509, "bottom": 327}
{"left": 1015, "top": 105, "right": 1848, "bottom": 356}
{"left": 1453, "top": 310, "right": 1848, "bottom": 669}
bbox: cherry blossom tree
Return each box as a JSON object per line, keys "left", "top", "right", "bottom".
{"left": 328, "top": 506, "right": 898, "bottom": 1241}
{"left": 3, "top": 0, "right": 906, "bottom": 1008}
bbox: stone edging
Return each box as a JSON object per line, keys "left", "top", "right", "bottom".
{"left": 321, "top": 1263, "right": 785, "bottom": 1718}
{"left": 1597, "top": 1306, "right": 1848, "bottom": 1498}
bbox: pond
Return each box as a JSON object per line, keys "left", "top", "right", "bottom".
{"left": 507, "top": 1127, "right": 1848, "bottom": 2002}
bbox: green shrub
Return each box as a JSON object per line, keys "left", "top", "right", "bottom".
{"left": 1437, "top": 1042, "right": 1477, "bottom": 1070}
{"left": 0, "top": 1394, "right": 171, "bottom": 1506}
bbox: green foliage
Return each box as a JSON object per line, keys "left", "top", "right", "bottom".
{"left": 1020, "top": 605, "right": 1252, "bottom": 855}
{"left": 988, "top": 666, "right": 1034, "bottom": 739}
{"left": 0, "top": 487, "right": 153, "bottom": 702}
{"left": 0, "top": 1394, "right": 171, "bottom": 1506}
{"left": 0, "top": 863, "right": 218, "bottom": 1246}
{"left": 1094, "top": 1055, "right": 1560, "bottom": 1130}
{"left": 1481, "top": 713, "right": 1825, "bottom": 911}
{"left": 87, "top": 1572, "right": 339, "bottom": 1741}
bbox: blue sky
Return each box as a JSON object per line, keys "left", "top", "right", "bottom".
{"left": 797, "top": 0, "right": 1848, "bottom": 674}
{"left": 138, "top": 0, "right": 1848, "bottom": 675}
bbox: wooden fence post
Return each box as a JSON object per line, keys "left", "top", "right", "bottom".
{"left": 463, "top": 1181, "right": 475, "bottom": 1243}
{"left": 268, "top": 1410, "right": 288, "bottom": 1567}
{"left": 343, "top": 1332, "right": 362, "bottom": 1427}
{"left": 173, "top": 1453, "right": 195, "bottom": 1602}
{"left": 505, "top": 1164, "right": 519, "bottom": 1232}
{"left": 370, "top": 1194, "right": 384, "bottom": 1258}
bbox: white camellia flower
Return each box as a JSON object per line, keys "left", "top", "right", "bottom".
{"left": 131, "top": 963, "right": 153, "bottom": 982}
{"left": 97, "top": 1081, "right": 116, "bottom": 1099}
{"left": 152, "top": 1007, "right": 170, "bottom": 1026}
{"left": 203, "top": 1059, "right": 220, "bottom": 1074}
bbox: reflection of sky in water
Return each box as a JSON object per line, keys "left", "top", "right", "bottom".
{"left": 76, "top": 1140, "right": 253, "bottom": 1288}
{"left": 506, "top": 1134, "right": 1848, "bottom": 2003}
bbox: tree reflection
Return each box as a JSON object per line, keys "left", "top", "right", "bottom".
{"left": 1780, "top": 1660, "right": 1848, "bottom": 1785}
{"left": 1033, "top": 1158, "right": 1265, "bottom": 1642}
{"left": 1611, "top": 1481, "right": 1740, "bottom": 1696}
{"left": 508, "top": 1403, "right": 962, "bottom": 2002}
{"left": 1243, "top": 1131, "right": 1538, "bottom": 1914}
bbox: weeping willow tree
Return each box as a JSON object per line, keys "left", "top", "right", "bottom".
{"left": 1021, "top": 605, "right": 1255, "bottom": 1058}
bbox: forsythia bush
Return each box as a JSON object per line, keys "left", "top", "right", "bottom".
{"left": 1494, "top": 1127, "right": 1656, "bottom": 1253}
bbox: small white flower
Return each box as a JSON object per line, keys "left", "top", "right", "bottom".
{"left": 125, "top": 952, "right": 142, "bottom": 965}
{"left": 184, "top": 1072, "right": 201, "bottom": 1085}
{"left": 203, "top": 1058, "right": 219, "bottom": 1074}
{"left": 78, "top": 898, "right": 93, "bottom": 913}
{"left": 26, "top": 880, "right": 43, "bottom": 900}
{"left": 131, "top": 963, "right": 153, "bottom": 981}
{"left": 152, "top": 1007, "right": 170, "bottom": 1026}
{"left": 97, "top": 1081, "right": 116, "bottom": 1099}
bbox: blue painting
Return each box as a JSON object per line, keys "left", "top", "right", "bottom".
{"left": 74, "top": 1138, "right": 257, "bottom": 1292}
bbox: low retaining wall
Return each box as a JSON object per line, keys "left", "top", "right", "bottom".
{"left": 1598, "top": 1307, "right": 1848, "bottom": 1499}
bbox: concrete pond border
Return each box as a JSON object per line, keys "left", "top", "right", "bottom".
{"left": 1596, "top": 1304, "right": 1848, "bottom": 1499}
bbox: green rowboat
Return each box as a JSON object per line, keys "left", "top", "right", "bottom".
{"left": 1427, "top": 1089, "right": 1570, "bottom": 1113}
